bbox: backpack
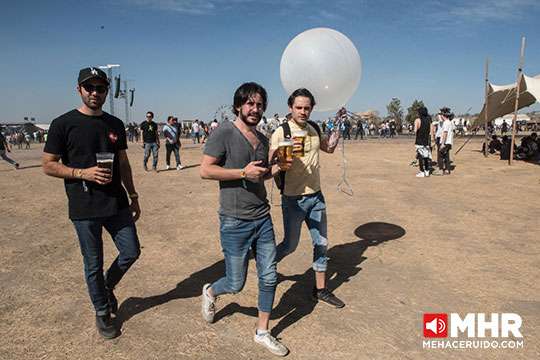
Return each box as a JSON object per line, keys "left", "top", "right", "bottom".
{"left": 274, "top": 120, "right": 321, "bottom": 194}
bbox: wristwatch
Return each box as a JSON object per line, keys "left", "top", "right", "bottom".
{"left": 129, "top": 193, "right": 139, "bottom": 199}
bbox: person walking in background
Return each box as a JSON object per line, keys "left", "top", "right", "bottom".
{"left": 140, "top": 111, "right": 160, "bottom": 172}
{"left": 0, "top": 130, "right": 19, "bottom": 169}
{"left": 24, "top": 132, "right": 31, "bottom": 149}
{"left": 342, "top": 113, "right": 351, "bottom": 140}
{"left": 42, "top": 67, "right": 141, "bottom": 340}
{"left": 17, "top": 131, "right": 24, "bottom": 149}
{"left": 201, "top": 121, "right": 208, "bottom": 143}
{"left": 355, "top": 117, "right": 363, "bottom": 140}
{"left": 164, "top": 116, "right": 184, "bottom": 170}
{"left": 192, "top": 120, "right": 200, "bottom": 144}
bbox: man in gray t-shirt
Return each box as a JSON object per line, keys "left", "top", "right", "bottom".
{"left": 199, "top": 82, "right": 289, "bottom": 357}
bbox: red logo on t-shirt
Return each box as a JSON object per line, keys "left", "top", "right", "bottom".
{"left": 109, "top": 132, "right": 118, "bottom": 143}
{"left": 424, "top": 314, "right": 448, "bottom": 337}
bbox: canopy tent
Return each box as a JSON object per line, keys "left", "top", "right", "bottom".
{"left": 472, "top": 74, "right": 540, "bottom": 129}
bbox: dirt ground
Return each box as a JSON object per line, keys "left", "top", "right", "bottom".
{"left": 1, "top": 134, "right": 539, "bottom": 359}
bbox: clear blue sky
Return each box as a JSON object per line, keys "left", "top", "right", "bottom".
{"left": 1, "top": 0, "right": 540, "bottom": 124}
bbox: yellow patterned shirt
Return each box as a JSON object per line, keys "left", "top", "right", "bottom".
{"left": 270, "top": 121, "right": 326, "bottom": 196}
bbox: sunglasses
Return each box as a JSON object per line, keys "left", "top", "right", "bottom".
{"left": 81, "top": 84, "right": 108, "bottom": 93}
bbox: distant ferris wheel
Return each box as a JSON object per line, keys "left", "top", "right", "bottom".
{"left": 213, "top": 105, "right": 236, "bottom": 124}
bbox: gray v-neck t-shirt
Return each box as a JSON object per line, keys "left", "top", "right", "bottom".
{"left": 203, "top": 121, "right": 270, "bottom": 220}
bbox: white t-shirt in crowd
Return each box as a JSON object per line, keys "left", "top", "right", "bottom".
{"left": 434, "top": 115, "right": 444, "bottom": 139}
{"left": 441, "top": 119, "right": 453, "bottom": 145}
{"left": 192, "top": 123, "right": 200, "bottom": 133}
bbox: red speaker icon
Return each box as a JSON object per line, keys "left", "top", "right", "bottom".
{"left": 424, "top": 314, "right": 448, "bottom": 337}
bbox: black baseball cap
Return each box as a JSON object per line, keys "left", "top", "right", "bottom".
{"left": 78, "top": 67, "right": 110, "bottom": 86}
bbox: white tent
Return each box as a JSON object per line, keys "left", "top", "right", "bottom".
{"left": 472, "top": 74, "right": 540, "bottom": 129}
{"left": 493, "top": 114, "right": 529, "bottom": 127}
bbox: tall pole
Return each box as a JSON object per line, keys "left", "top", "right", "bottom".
{"left": 123, "top": 80, "right": 129, "bottom": 124}
{"left": 509, "top": 37, "right": 525, "bottom": 166}
{"left": 107, "top": 68, "right": 114, "bottom": 115}
{"left": 484, "top": 55, "right": 490, "bottom": 158}
{"left": 99, "top": 64, "right": 120, "bottom": 116}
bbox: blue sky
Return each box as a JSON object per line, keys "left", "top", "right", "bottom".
{"left": 1, "top": 0, "right": 540, "bottom": 124}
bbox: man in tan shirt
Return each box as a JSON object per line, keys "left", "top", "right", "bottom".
{"left": 270, "top": 88, "right": 344, "bottom": 308}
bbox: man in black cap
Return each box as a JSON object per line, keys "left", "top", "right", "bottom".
{"left": 42, "top": 67, "right": 141, "bottom": 339}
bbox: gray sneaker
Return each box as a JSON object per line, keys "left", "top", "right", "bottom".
{"left": 253, "top": 332, "right": 289, "bottom": 357}
{"left": 201, "top": 283, "right": 216, "bottom": 323}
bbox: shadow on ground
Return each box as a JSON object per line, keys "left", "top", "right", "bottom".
{"left": 270, "top": 221, "right": 405, "bottom": 336}
{"left": 115, "top": 222, "right": 405, "bottom": 336}
{"left": 116, "top": 259, "right": 225, "bottom": 327}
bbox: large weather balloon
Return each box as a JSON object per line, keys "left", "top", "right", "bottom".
{"left": 280, "top": 28, "right": 362, "bottom": 111}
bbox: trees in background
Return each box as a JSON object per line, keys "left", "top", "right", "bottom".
{"left": 386, "top": 98, "right": 403, "bottom": 124}
{"left": 406, "top": 100, "right": 426, "bottom": 124}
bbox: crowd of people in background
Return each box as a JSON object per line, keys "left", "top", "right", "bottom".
{"left": 1, "top": 130, "right": 47, "bottom": 150}
{"left": 2, "top": 110, "right": 540, "bottom": 172}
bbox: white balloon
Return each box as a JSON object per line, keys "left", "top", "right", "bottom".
{"left": 280, "top": 28, "right": 362, "bottom": 112}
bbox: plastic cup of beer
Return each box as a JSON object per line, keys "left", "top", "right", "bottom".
{"left": 277, "top": 139, "right": 294, "bottom": 169}
{"left": 96, "top": 152, "right": 114, "bottom": 180}
{"left": 292, "top": 130, "right": 307, "bottom": 157}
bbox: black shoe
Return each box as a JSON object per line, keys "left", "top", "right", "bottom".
{"left": 107, "top": 287, "right": 118, "bottom": 314}
{"left": 311, "top": 287, "right": 345, "bottom": 308}
{"left": 95, "top": 314, "right": 119, "bottom": 339}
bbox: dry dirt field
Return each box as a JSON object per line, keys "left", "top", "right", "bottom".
{"left": 1, "top": 134, "right": 539, "bottom": 359}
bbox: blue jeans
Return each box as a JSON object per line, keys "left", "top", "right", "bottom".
{"left": 165, "top": 144, "right": 180, "bottom": 167}
{"left": 276, "top": 191, "right": 328, "bottom": 272}
{"left": 143, "top": 142, "right": 159, "bottom": 168}
{"left": 211, "top": 214, "right": 277, "bottom": 313}
{"left": 72, "top": 207, "right": 140, "bottom": 315}
{"left": 0, "top": 150, "right": 18, "bottom": 166}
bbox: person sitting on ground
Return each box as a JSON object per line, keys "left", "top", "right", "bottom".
{"left": 516, "top": 134, "right": 538, "bottom": 161}
{"left": 499, "top": 135, "right": 516, "bottom": 160}
{"left": 488, "top": 135, "right": 502, "bottom": 154}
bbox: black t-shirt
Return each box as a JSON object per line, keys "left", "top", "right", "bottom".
{"left": 44, "top": 109, "right": 129, "bottom": 220}
{"left": 489, "top": 139, "right": 502, "bottom": 151}
{"left": 500, "top": 142, "right": 510, "bottom": 160}
{"left": 140, "top": 120, "right": 158, "bottom": 143}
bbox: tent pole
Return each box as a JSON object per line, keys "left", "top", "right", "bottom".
{"left": 509, "top": 37, "right": 525, "bottom": 165}
{"left": 484, "top": 55, "right": 489, "bottom": 158}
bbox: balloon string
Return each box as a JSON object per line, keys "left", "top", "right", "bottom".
{"left": 335, "top": 130, "right": 353, "bottom": 196}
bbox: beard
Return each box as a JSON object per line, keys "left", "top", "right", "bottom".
{"left": 83, "top": 95, "right": 105, "bottom": 110}
{"left": 240, "top": 109, "right": 262, "bottom": 127}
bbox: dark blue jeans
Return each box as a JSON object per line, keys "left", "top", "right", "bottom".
{"left": 211, "top": 214, "right": 277, "bottom": 313}
{"left": 165, "top": 144, "right": 180, "bottom": 167}
{"left": 143, "top": 142, "right": 159, "bottom": 169}
{"left": 72, "top": 207, "right": 140, "bottom": 315}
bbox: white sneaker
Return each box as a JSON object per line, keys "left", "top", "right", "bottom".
{"left": 253, "top": 332, "right": 289, "bottom": 357}
{"left": 415, "top": 172, "right": 425, "bottom": 178}
{"left": 424, "top": 170, "right": 430, "bottom": 177}
{"left": 201, "top": 283, "right": 216, "bottom": 323}
{"left": 166, "top": 165, "right": 170, "bottom": 170}
{"left": 177, "top": 165, "right": 184, "bottom": 170}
